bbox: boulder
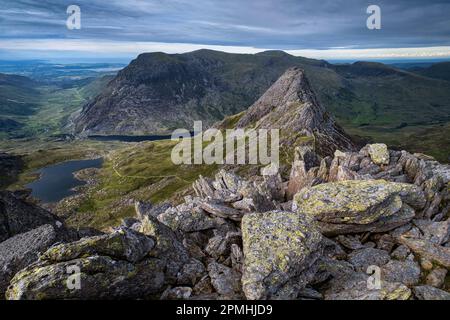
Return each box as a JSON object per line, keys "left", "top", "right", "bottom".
{"left": 207, "top": 262, "right": 242, "bottom": 299}
{"left": 139, "top": 215, "right": 190, "bottom": 282}
{"left": 347, "top": 248, "right": 390, "bottom": 272}
{"left": 42, "top": 227, "right": 155, "bottom": 264}
{"left": 6, "top": 255, "right": 165, "bottom": 300}
{"left": 413, "top": 286, "right": 450, "bottom": 300}
{"left": 0, "top": 224, "right": 63, "bottom": 297}
{"left": 0, "top": 191, "right": 63, "bottom": 242}
{"left": 398, "top": 236, "right": 450, "bottom": 268}
{"left": 241, "top": 210, "right": 323, "bottom": 299}
{"left": 293, "top": 180, "right": 426, "bottom": 236}
{"left": 367, "top": 144, "right": 390, "bottom": 165}
{"left": 157, "top": 203, "right": 216, "bottom": 232}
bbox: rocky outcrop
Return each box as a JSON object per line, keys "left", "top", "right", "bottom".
{"left": 235, "top": 67, "right": 356, "bottom": 156}
{"left": 293, "top": 180, "right": 425, "bottom": 236}
{"left": 2, "top": 141, "right": 450, "bottom": 300}
{"left": 0, "top": 224, "right": 66, "bottom": 297}
{"left": 0, "top": 191, "right": 63, "bottom": 242}
{"left": 241, "top": 211, "right": 323, "bottom": 299}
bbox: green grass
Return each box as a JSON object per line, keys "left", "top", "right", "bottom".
{"left": 60, "top": 139, "right": 219, "bottom": 229}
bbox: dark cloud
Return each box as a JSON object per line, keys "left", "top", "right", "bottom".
{"left": 0, "top": 0, "right": 449, "bottom": 49}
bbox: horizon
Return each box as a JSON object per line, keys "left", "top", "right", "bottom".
{"left": 1, "top": 0, "right": 450, "bottom": 62}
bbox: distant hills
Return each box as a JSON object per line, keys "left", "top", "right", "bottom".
{"left": 74, "top": 50, "right": 450, "bottom": 140}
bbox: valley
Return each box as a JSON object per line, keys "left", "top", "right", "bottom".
{"left": 1, "top": 53, "right": 450, "bottom": 232}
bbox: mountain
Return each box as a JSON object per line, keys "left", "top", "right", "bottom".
{"left": 73, "top": 50, "right": 450, "bottom": 142}
{"left": 415, "top": 62, "right": 450, "bottom": 82}
{"left": 234, "top": 67, "right": 355, "bottom": 156}
{"left": 0, "top": 73, "right": 40, "bottom": 118}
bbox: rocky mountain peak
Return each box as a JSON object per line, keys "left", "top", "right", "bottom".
{"left": 236, "top": 67, "right": 356, "bottom": 156}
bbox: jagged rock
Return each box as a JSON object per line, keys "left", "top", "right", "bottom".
{"left": 399, "top": 236, "right": 450, "bottom": 268}
{"left": 207, "top": 262, "right": 242, "bottom": 299}
{"left": 336, "top": 235, "right": 365, "bottom": 250}
{"left": 205, "top": 231, "right": 241, "bottom": 262}
{"left": 157, "top": 204, "right": 216, "bottom": 232}
{"left": 161, "top": 287, "right": 192, "bottom": 300}
{"left": 241, "top": 210, "right": 323, "bottom": 300}
{"left": 193, "top": 275, "right": 214, "bottom": 295}
{"left": 135, "top": 201, "right": 172, "bottom": 220}
{"left": 381, "top": 260, "right": 421, "bottom": 286}
{"left": 376, "top": 234, "right": 396, "bottom": 253}
{"left": 426, "top": 268, "right": 447, "bottom": 288}
{"left": 235, "top": 67, "right": 355, "bottom": 156}
{"left": 298, "top": 287, "right": 323, "bottom": 300}
{"left": 200, "top": 201, "right": 243, "bottom": 221}
{"left": 139, "top": 215, "right": 190, "bottom": 282}
{"left": 214, "top": 170, "right": 243, "bottom": 193}
{"left": 231, "top": 198, "right": 256, "bottom": 212}
{"left": 322, "top": 238, "right": 347, "bottom": 260}
{"left": 258, "top": 168, "right": 285, "bottom": 202}
{"left": 177, "top": 258, "right": 206, "bottom": 286}
{"left": 192, "top": 175, "right": 215, "bottom": 198}
{"left": 213, "top": 189, "right": 242, "bottom": 203}
{"left": 6, "top": 255, "right": 165, "bottom": 300}
{"left": 324, "top": 271, "right": 411, "bottom": 300}
{"left": 347, "top": 248, "right": 390, "bottom": 272}
{"left": 293, "top": 180, "right": 426, "bottom": 236}
{"left": 286, "top": 144, "right": 321, "bottom": 198}
{"left": 230, "top": 244, "right": 244, "bottom": 273}
{"left": 391, "top": 245, "right": 411, "bottom": 260}
{"left": 368, "top": 144, "right": 390, "bottom": 165}
{"left": 0, "top": 191, "right": 63, "bottom": 242}
{"left": 42, "top": 228, "right": 155, "bottom": 264}
{"left": 413, "top": 286, "right": 450, "bottom": 300}
{"left": 0, "top": 224, "right": 64, "bottom": 297}
{"left": 414, "top": 219, "right": 450, "bottom": 245}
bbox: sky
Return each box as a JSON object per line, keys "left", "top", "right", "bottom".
{"left": 0, "top": 0, "right": 450, "bottom": 62}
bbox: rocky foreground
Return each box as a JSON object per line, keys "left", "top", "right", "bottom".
{"left": 1, "top": 142, "right": 450, "bottom": 300}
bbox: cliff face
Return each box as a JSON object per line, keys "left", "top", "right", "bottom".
{"left": 235, "top": 67, "right": 356, "bottom": 156}
{"left": 73, "top": 50, "right": 450, "bottom": 139}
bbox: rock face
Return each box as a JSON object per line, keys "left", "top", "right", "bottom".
{"left": 0, "top": 191, "right": 63, "bottom": 242}
{"left": 6, "top": 227, "right": 163, "bottom": 300}
{"left": 241, "top": 211, "right": 323, "bottom": 299}
{"left": 235, "top": 67, "right": 356, "bottom": 156}
{"left": 0, "top": 224, "right": 64, "bottom": 297}
{"left": 2, "top": 141, "right": 450, "bottom": 300}
{"left": 293, "top": 180, "right": 426, "bottom": 236}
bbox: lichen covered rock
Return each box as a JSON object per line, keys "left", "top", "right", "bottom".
{"left": 293, "top": 180, "right": 425, "bottom": 236}
{"left": 241, "top": 210, "right": 323, "bottom": 299}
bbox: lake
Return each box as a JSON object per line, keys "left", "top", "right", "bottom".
{"left": 26, "top": 158, "right": 103, "bottom": 203}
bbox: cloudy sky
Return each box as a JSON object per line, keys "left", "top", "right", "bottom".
{"left": 0, "top": 0, "right": 449, "bottom": 62}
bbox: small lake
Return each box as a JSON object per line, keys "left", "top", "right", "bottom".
{"left": 26, "top": 158, "right": 103, "bottom": 203}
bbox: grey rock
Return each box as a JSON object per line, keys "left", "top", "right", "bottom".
{"left": 348, "top": 248, "right": 390, "bottom": 272}
{"left": 399, "top": 236, "right": 450, "bottom": 268}
{"left": 139, "top": 215, "right": 190, "bottom": 282}
{"left": 161, "top": 287, "right": 192, "bottom": 300}
{"left": 391, "top": 245, "right": 411, "bottom": 261}
{"left": 6, "top": 255, "right": 165, "bottom": 300}
{"left": 208, "top": 262, "right": 242, "bottom": 299}
{"left": 241, "top": 211, "right": 323, "bottom": 300}
{"left": 200, "top": 201, "right": 243, "bottom": 221}
{"left": 0, "top": 224, "right": 60, "bottom": 297}
{"left": 158, "top": 203, "right": 216, "bottom": 232}
{"left": 425, "top": 268, "right": 447, "bottom": 288}
{"left": 381, "top": 260, "right": 421, "bottom": 286}
{"left": 177, "top": 259, "right": 206, "bottom": 286}
{"left": 413, "top": 286, "right": 450, "bottom": 300}
{"left": 42, "top": 227, "right": 155, "bottom": 264}
{"left": 0, "top": 191, "right": 63, "bottom": 242}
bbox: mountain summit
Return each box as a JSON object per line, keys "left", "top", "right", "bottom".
{"left": 235, "top": 67, "right": 356, "bottom": 155}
